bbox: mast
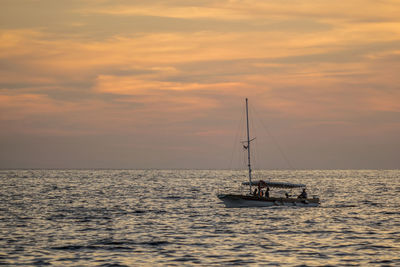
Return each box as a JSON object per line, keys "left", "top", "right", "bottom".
{"left": 245, "top": 98, "right": 252, "bottom": 194}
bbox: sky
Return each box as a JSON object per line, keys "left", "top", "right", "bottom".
{"left": 0, "top": 0, "right": 399, "bottom": 169}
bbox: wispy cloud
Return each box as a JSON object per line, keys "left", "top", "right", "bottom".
{"left": 1, "top": 0, "right": 399, "bottom": 168}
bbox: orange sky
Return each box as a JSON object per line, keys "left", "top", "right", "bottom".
{"left": 1, "top": 0, "right": 399, "bottom": 169}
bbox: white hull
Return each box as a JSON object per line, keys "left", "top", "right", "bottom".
{"left": 217, "top": 194, "right": 320, "bottom": 208}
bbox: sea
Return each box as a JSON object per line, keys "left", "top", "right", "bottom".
{"left": 0, "top": 169, "right": 399, "bottom": 266}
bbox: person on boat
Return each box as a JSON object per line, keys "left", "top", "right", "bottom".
{"left": 265, "top": 187, "right": 270, "bottom": 198}
{"left": 257, "top": 182, "right": 262, "bottom": 197}
{"left": 253, "top": 188, "right": 258, "bottom": 196}
{"left": 298, "top": 188, "right": 307, "bottom": 199}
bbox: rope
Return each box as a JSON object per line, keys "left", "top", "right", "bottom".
{"left": 251, "top": 105, "right": 295, "bottom": 170}
{"left": 228, "top": 102, "right": 245, "bottom": 170}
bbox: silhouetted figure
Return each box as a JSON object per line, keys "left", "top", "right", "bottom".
{"left": 253, "top": 188, "right": 258, "bottom": 196}
{"left": 298, "top": 188, "right": 307, "bottom": 199}
{"left": 265, "top": 187, "right": 270, "bottom": 198}
{"left": 285, "top": 192, "right": 289, "bottom": 198}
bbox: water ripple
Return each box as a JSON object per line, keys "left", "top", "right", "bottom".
{"left": 0, "top": 169, "right": 399, "bottom": 266}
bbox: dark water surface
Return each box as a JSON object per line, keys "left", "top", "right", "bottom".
{"left": 1, "top": 170, "right": 399, "bottom": 266}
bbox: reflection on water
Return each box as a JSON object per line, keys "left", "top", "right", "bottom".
{"left": 0, "top": 170, "right": 399, "bottom": 266}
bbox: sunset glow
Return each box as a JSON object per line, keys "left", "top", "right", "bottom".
{"left": 1, "top": 0, "right": 399, "bottom": 168}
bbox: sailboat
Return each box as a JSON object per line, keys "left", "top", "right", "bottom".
{"left": 217, "top": 98, "right": 320, "bottom": 207}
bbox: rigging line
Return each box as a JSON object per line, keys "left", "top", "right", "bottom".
{"left": 228, "top": 102, "right": 245, "bottom": 170}
{"left": 249, "top": 107, "right": 260, "bottom": 174}
{"left": 251, "top": 105, "right": 295, "bottom": 170}
{"left": 254, "top": 131, "right": 261, "bottom": 178}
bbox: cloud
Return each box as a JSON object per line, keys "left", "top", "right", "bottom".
{"left": 1, "top": 0, "right": 400, "bottom": 168}
{"left": 80, "top": 0, "right": 400, "bottom": 23}
{"left": 93, "top": 74, "right": 241, "bottom": 95}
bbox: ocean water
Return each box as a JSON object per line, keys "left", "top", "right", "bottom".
{"left": 0, "top": 169, "right": 399, "bottom": 266}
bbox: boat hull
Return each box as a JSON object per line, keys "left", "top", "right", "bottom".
{"left": 217, "top": 194, "right": 320, "bottom": 208}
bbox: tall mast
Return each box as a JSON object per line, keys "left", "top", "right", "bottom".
{"left": 245, "top": 98, "right": 252, "bottom": 194}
